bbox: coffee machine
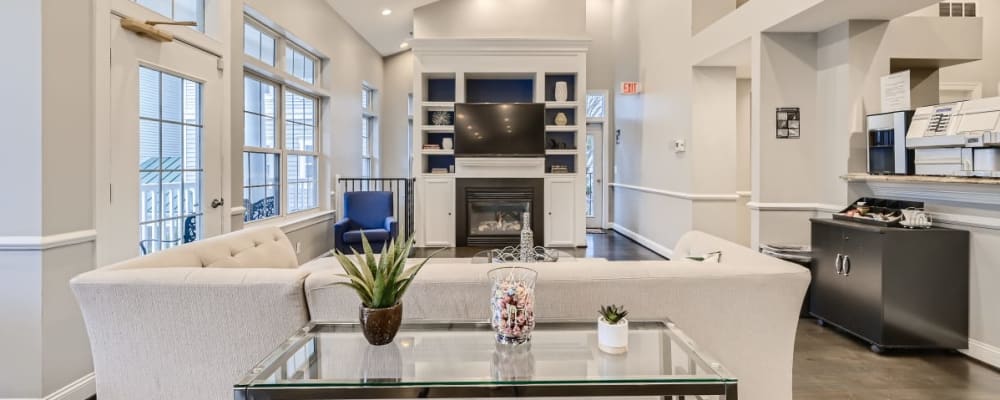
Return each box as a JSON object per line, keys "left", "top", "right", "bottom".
{"left": 867, "top": 110, "right": 915, "bottom": 175}
{"left": 906, "top": 97, "right": 1000, "bottom": 177}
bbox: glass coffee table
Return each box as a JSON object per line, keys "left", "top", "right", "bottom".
{"left": 234, "top": 321, "right": 738, "bottom": 399}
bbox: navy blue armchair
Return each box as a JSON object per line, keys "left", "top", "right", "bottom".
{"left": 335, "top": 191, "right": 398, "bottom": 253}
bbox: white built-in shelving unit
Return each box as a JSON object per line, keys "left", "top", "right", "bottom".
{"left": 410, "top": 38, "right": 589, "bottom": 248}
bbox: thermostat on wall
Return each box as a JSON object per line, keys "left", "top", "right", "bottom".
{"left": 674, "top": 139, "right": 686, "bottom": 153}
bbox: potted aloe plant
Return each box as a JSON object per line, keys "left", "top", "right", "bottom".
{"left": 331, "top": 234, "right": 439, "bottom": 345}
{"left": 597, "top": 304, "right": 629, "bottom": 354}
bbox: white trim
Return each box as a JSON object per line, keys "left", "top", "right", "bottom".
{"left": 230, "top": 206, "right": 247, "bottom": 216}
{"left": 609, "top": 182, "right": 740, "bottom": 201}
{"left": 736, "top": 191, "right": 752, "bottom": 197}
{"left": 746, "top": 202, "right": 841, "bottom": 213}
{"left": 42, "top": 372, "right": 95, "bottom": 400}
{"left": 0, "top": 230, "right": 98, "bottom": 251}
{"left": 961, "top": 339, "right": 1000, "bottom": 369}
{"left": 410, "top": 38, "right": 592, "bottom": 55}
{"left": 928, "top": 211, "right": 1000, "bottom": 230}
{"left": 940, "top": 81, "right": 983, "bottom": 100}
{"left": 246, "top": 209, "right": 337, "bottom": 234}
{"left": 609, "top": 223, "right": 674, "bottom": 259}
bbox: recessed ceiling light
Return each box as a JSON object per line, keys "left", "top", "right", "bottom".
{"left": 399, "top": 42, "right": 409, "bottom": 49}
{"left": 381, "top": 8, "right": 392, "bottom": 16}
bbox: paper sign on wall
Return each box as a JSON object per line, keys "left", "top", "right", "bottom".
{"left": 881, "top": 71, "right": 911, "bottom": 113}
{"left": 620, "top": 81, "right": 642, "bottom": 95}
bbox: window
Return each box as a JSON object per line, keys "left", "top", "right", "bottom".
{"left": 135, "top": 0, "right": 206, "bottom": 32}
{"left": 286, "top": 44, "right": 317, "bottom": 84}
{"left": 242, "top": 15, "right": 324, "bottom": 223}
{"left": 243, "top": 75, "right": 280, "bottom": 222}
{"left": 362, "top": 85, "right": 377, "bottom": 177}
{"left": 586, "top": 93, "right": 606, "bottom": 119}
{"left": 244, "top": 20, "right": 276, "bottom": 66}
{"left": 285, "top": 91, "right": 319, "bottom": 212}
{"left": 939, "top": 2, "right": 977, "bottom": 16}
{"left": 139, "top": 66, "right": 203, "bottom": 253}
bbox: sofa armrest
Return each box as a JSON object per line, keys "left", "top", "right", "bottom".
{"left": 334, "top": 218, "right": 352, "bottom": 240}
{"left": 71, "top": 267, "right": 310, "bottom": 400}
{"left": 385, "top": 216, "right": 398, "bottom": 240}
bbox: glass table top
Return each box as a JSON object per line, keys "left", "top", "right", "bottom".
{"left": 236, "top": 321, "right": 735, "bottom": 389}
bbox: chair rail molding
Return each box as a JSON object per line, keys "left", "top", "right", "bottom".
{"left": 40, "top": 372, "right": 95, "bottom": 400}
{"left": 609, "top": 182, "right": 740, "bottom": 202}
{"left": 746, "top": 202, "right": 842, "bottom": 213}
{"left": 230, "top": 206, "right": 247, "bottom": 216}
{"left": 0, "top": 229, "right": 98, "bottom": 251}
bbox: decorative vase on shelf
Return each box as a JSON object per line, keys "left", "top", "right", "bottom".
{"left": 431, "top": 111, "right": 453, "bottom": 126}
{"left": 555, "top": 81, "right": 569, "bottom": 102}
{"left": 554, "top": 112, "right": 569, "bottom": 126}
{"left": 441, "top": 137, "right": 454, "bottom": 150}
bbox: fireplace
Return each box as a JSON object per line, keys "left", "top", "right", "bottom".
{"left": 456, "top": 179, "right": 544, "bottom": 247}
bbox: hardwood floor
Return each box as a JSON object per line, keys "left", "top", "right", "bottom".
{"left": 411, "top": 229, "right": 1000, "bottom": 398}
{"left": 410, "top": 229, "right": 666, "bottom": 260}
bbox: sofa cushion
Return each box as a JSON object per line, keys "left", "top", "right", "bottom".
{"left": 343, "top": 229, "right": 390, "bottom": 244}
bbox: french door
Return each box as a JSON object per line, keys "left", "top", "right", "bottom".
{"left": 106, "top": 14, "right": 224, "bottom": 263}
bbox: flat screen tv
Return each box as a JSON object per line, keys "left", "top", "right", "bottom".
{"left": 454, "top": 103, "right": 545, "bottom": 157}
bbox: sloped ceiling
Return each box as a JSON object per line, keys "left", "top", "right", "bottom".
{"left": 326, "top": 0, "right": 439, "bottom": 56}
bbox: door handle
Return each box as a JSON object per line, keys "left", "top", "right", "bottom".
{"left": 842, "top": 255, "right": 851, "bottom": 276}
{"left": 835, "top": 254, "right": 844, "bottom": 275}
{"left": 211, "top": 198, "right": 225, "bottom": 209}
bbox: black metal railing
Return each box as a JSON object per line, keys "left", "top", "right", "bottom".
{"left": 336, "top": 177, "right": 415, "bottom": 242}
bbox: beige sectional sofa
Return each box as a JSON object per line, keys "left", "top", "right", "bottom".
{"left": 72, "top": 227, "right": 809, "bottom": 400}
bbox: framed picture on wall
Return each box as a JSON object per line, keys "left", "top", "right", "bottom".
{"left": 776, "top": 107, "right": 800, "bottom": 139}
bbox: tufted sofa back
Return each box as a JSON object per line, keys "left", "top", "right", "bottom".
{"left": 105, "top": 226, "right": 299, "bottom": 270}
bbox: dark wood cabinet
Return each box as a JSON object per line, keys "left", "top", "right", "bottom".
{"left": 810, "top": 218, "right": 969, "bottom": 351}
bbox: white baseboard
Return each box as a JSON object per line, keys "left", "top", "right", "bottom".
{"left": 962, "top": 339, "right": 1000, "bottom": 369}
{"left": 609, "top": 223, "right": 674, "bottom": 259}
{"left": 45, "top": 373, "right": 95, "bottom": 400}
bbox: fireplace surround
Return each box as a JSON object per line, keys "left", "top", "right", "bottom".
{"left": 456, "top": 178, "right": 544, "bottom": 247}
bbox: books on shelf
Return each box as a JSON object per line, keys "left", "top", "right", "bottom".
{"left": 550, "top": 165, "right": 571, "bottom": 174}
{"left": 422, "top": 144, "right": 442, "bottom": 150}
{"left": 430, "top": 168, "right": 451, "bottom": 174}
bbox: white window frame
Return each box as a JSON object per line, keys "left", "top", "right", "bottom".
{"left": 242, "top": 13, "right": 325, "bottom": 224}
{"left": 362, "top": 84, "right": 378, "bottom": 178}
{"left": 133, "top": 0, "right": 207, "bottom": 32}
{"left": 285, "top": 42, "right": 320, "bottom": 85}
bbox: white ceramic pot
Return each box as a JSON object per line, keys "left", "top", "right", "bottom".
{"left": 441, "top": 137, "right": 454, "bottom": 150}
{"left": 555, "top": 81, "right": 569, "bottom": 102}
{"left": 597, "top": 317, "right": 629, "bottom": 354}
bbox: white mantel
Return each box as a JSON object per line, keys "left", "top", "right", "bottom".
{"left": 455, "top": 157, "right": 546, "bottom": 179}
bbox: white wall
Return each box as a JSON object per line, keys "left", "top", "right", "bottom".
{"left": 414, "top": 0, "right": 587, "bottom": 39}
{"left": 0, "top": 0, "right": 97, "bottom": 397}
{"left": 912, "top": 1, "right": 1000, "bottom": 98}
{"left": 381, "top": 50, "right": 415, "bottom": 178}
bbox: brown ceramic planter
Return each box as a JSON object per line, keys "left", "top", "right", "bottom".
{"left": 359, "top": 303, "right": 403, "bottom": 345}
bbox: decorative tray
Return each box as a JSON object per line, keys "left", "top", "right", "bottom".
{"left": 832, "top": 197, "right": 924, "bottom": 227}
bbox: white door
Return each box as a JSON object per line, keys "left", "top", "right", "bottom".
{"left": 107, "top": 15, "right": 224, "bottom": 262}
{"left": 545, "top": 177, "right": 576, "bottom": 247}
{"left": 585, "top": 122, "right": 605, "bottom": 228}
{"left": 422, "top": 177, "right": 455, "bottom": 246}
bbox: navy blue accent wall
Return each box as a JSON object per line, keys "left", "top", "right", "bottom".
{"left": 545, "top": 109, "right": 576, "bottom": 126}
{"left": 545, "top": 132, "right": 576, "bottom": 150}
{"left": 427, "top": 79, "right": 456, "bottom": 102}
{"left": 427, "top": 155, "right": 455, "bottom": 172}
{"left": 425, "top": 133, "right": 453, "bottom": 147}
{"left": 465, "top": 79, "right": 534, "bottom": 103}
{"left": 545, "top": 155, "right": 576, "bottom": 173}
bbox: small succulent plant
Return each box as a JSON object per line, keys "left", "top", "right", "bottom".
{"left": 598, "top": 304, "right": 629, "bottom": 325}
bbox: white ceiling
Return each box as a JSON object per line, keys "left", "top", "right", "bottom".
{"left": 327, "top": 0, "right": 439, "bottom": 56}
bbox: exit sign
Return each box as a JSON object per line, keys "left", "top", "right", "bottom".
{"left": 620, "top": 81, "right": 642, "bottom": 95}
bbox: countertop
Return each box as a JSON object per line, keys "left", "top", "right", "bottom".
{"left": 841, "top": 173, "right": 1000, "bottom": 185}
